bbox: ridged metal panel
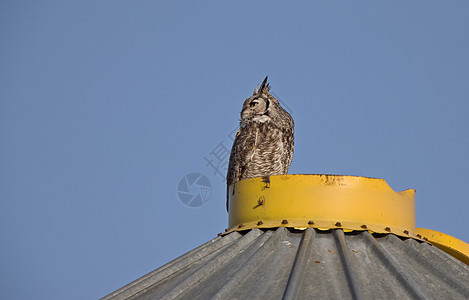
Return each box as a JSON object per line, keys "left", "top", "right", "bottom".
{"left": 102, "top": 228, "right": 469, "bottom": 300}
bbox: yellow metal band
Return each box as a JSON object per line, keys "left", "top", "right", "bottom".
{"left": 227, "top": 174, "right": 417, "bottom": 237}
{"left": 415, "top": 228, "right": 469, "bottom": 265}
{"left": 226, "top": 174, "right": 469, "bottom": 265}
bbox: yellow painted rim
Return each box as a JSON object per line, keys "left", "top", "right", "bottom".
{"left": 415, "top": 228, "right": 469, "bottom": 265}
{"left": 227, "top": 174, "right": 417, "bottom": 237}
{"left": 225, "top": 174, "right": 469, "bottom": 265}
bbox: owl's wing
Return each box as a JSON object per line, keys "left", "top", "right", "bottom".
{"left": 281, "top": 126, "right": 295, "bottom": 173}
{"left": 226, "top": 125, "right": 259, "bottom": 210}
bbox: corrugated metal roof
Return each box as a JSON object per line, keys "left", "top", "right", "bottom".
{"left": 102, "top": 228, "right": 469, "bottom": 300}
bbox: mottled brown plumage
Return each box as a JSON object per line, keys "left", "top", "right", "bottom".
{"left": 226, "top": 76, "right": 294, "bottom": 210}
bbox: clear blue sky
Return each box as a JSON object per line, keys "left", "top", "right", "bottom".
{"left": 2, "top": 1, "right": 468, "bottom": 299}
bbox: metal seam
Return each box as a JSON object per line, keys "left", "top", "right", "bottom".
{"left": 362, "top": 232, "right": 427, "bottom": 300}
{"left": 334, "top": 229, "right": 364, "bottom": 300}
{"left": 101, "top": 234, "right": 239, "bottom": 300}
{"left": 400, "top": 238, "right": 469, "bottom": 296}
{"left": 213, "top": 227, "right": 288, "bottom": 299}
{"left": 156, "top": 229, "right": 264, "bottom": 300}
{"left": 282, "top": 228, "right": 315, "bottom": 300}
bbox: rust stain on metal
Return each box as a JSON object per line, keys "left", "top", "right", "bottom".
{"left": 320, "top": 174, "right": 347, "bottom": 186}
{"left": 258, "top": 196, "right": 265, "bottom": 205}
{"left": 261, "top": 176, "right": 270, "bottom": 190}
{"left": 253, "top": 196, "right": 265, "bottom": 209}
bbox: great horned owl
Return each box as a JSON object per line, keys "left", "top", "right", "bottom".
{"left": 226, "top": 76, "right": 294, "bottom": 210}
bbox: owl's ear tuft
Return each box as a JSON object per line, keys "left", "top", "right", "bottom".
{"left": 253, "top": 76, "right": 271, "bottom": 95}
{"left": 259, "top": 76, "right": 271, "bottom": 94}
{"left": 252, "top": 86, "right": 258, "bottom": 96}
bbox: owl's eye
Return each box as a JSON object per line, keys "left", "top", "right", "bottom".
{"left": 250, "top": 102, "right": 258, "bottom": 107}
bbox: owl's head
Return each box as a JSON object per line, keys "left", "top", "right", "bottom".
{"left": 240, "top": 76, "right": 279, "bottom": 123}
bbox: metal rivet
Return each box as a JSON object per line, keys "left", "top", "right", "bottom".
{"left": 416, "top": 234, "right": 422, "bottom": 238}
{"left": 423, "top": 237, "right": 428, "bottom": 241}
{"left": 238, "top": 224, "right": 244, "bottom": 228}
{"left": 257, "top": 221, "right": 263, "bottom": 225}
{"left": 335, "top": 222, "right": 342, "bottom": 227}
{"left": 308, "top": 220, "right": 314, "bottom": 225}
{"left": 282, "top": 219, "right": 288, "bottom": 224}
{"left": 361, "top": 224, "right": 367, "bottom": 229}
{"left": 225, "top": 228, "right": 229, "bottom": 232}
{"left": 385, "top": 227, "right": 391, "bottom": 232}
{"left": 403, "top": 230, "right": 409, "bottom": 235}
